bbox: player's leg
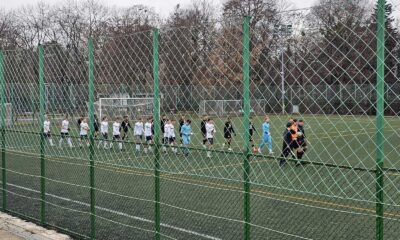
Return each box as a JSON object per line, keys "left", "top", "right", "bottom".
{"left": 135, "top": 135, "right": 140, "bottom": 152}
{"left": 206, "top": 138, "right": 213, "bottom": 158}
{"left": 202, "top": 133, "right": 207, "bottom": 148}
{"left": 59, "top": 133, "right": 64, "bottom": 147}
{"left": 267, "top": 136, "right": 273, "bottom": 154}
{"left": 258, "top": 138, "right": 266, "bottom": 153}
{"left": 227, "top": 136, "right": 232, "bottom": 151}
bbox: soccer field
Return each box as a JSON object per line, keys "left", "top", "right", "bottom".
{"left": 2, "top": 114, "right": 400, "bottom": 239}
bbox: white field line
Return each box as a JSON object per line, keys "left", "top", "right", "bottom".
{"left": 7, "top": 182, "right": 222, "bottom": 240}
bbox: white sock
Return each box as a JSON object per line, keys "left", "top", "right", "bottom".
{"left": 67, "top": 138, "right": 72, "bottom": 147}
{"left": 136, "top": 145, "right": 140, "bottom": 151}
{"left": 149, "top": 146, "right": 152, "bottom": 151}
{"left": 59, "top": 139, "right": 63, "bottom": 146}
{"left": 98, "top": 140, "right": 102, "bottom": 147}
{"left": 118, "top": 143, "right": 122, "bottom": 150}
{"left": 49, "top": 139, "right": 54, "bottom": 146}
{"left": 144, "top": 148, "right": 148, "bottom": 154}
{"left": 207, "top": 151, "right": 211, "bottom": 157}
{"left": 109, "top": 142, "right": 113, "bottom": 148}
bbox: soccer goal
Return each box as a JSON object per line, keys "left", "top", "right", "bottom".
{"left": 198, "top": 100, "right": 271, "bottom": 116}
{"left": 95, "top": 98, "right": 156, "bottom": 120}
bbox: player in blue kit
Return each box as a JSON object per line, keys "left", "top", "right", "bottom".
{"left": 258, "top": 115, "right": 273, "bottom": 154}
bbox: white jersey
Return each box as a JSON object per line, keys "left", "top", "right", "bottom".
{"left": 101, "top": 121, "right": 108, "bottom": 134}
{"left": 164, "top": 123, "right": 170, "bottom": 138}
{"left": 144, "top": 122, "right": 152, "bottom": 137}
{"left": 205, "top": 122, "right": 215, "bottom": 139}
{"left": 134, "top": 122, "right": 144, "bottom": 136}
{"left": 80, "top": 122, "right": 89, "bottom": 135}
{"left": 44, "top": 120, "right": 51, "bottom": 133}
{"left": 61, "top": 120, "right": 69, "bottom": 133}
{"left": 113, "top": 122, "right": 121, "bottom": 136}
{"left": 168, "top": 124, "right": 175, "bottom": 138}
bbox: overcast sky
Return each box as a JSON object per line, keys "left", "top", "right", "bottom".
{"left": 0, "top": 0, "right": 317, "bottom": 16}
{"left": 1, "top": 0, "right": 399, "bottom": 18}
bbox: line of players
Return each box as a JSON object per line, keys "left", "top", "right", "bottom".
{"left": 43, "top": 113, "right": 307, "bottom": 164}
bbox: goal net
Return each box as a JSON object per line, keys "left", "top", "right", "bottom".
{"left": 95, "top": 98, "right": 155, "bottom": 120}
{"left": 198, "top": 99, "right": 271, "bottom": 116}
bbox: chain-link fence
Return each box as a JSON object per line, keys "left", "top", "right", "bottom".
{"left": 0, "top": 0, "right": 399, "bottom": 239}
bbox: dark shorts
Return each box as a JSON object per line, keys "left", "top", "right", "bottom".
{"left": 249, "top": 135, "right": 254, "bottom": 142}
{"left": 207, "top": 138, "right": 214, "bottom": 145}
{"left": 80, "top": 135, "right": 88, "bottom": 140}
{"left": 224, "top": 134, "right": 232, "bottom": 139}
{"left": 164, "top": 137, "right": 169, "bottom": 144}
{"left": 202, "top": 133, "right": 206, "bottom": 139}
{"left": 113, "top": 135, "right": 120, "bottom": 140}
{"left": 169, "top": 137, "right": 176, "bottom": 143}
{"left": 102, "top": 133, "right": 108, "bottom": 140}
{"left": 291, "top": 140, "right": 299, "bottom": 149}
{"left": 60, "top": 132, "right": 69, "bottom": 138}
{"left": 145, "top": 136, "right": 152, "bottom": 142}
{"left": 43, "top": 133, "right": 51, "bottom": 138}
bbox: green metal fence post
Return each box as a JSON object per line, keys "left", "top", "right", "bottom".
{"left": 0, "top": 51, "right": 6, "bottom": 211}
{"left": 88, "top": 38, "right": 96, "bottom": 240}
{"left": 242, "top": 16, "right": 251, "bottom": 240}
{"left": 10, "top": 82, "right": 14, "bottom": 126}
{"left": 376, "top": 0, "right": 385, "bottom": 239}
{"left": 38, "top": 45, "right": 46, "bottom": 225}
{"left": 152, "top": 28, "right": 161, "bottom": 240}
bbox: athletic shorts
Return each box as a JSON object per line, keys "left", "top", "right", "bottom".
{"left": 291, "top": 140, "right": 299, "bottom": 149}
{"left": 202, "top": 133, "right": 206, "bottom": 139}
{"left": 249, "top": 135, "right": 254, "bottom": 142}
{"left": 60, "top": 132, "right": 69, "bottom": 138}
{"left": 207, "top": 138, "right": 214, "bottom": 145}
{"left": 43, "top": 132, "right": 51, "bottom": 138}
{"left": 164, "top": 137, "right": 169, "bottom": 144}
{"left": 113, "top": 135, "right": 120, "bottom": 140}
{"left": 145, "top": 136, "right": 152, "bottom": 142}
{"left": 80, "top": 135, "right": 88, "bottom": 140}
{"left": 224, "top": 134, "right": 232, "bottom": 139}
{"left": 102, "top": 133, "right": 108, "bottom": 140}
{"left": 169, "top": 137, "right": 176, "bottom": 143}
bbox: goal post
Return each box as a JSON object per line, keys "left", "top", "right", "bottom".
{"left": 96, "top": 97, "right": 157, "bottom": 120}
{"left": 198, "top": 99, "right": 273, "bottom": 116}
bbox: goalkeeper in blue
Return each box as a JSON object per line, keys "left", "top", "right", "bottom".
{"left": 258, "top": 115, "right": 273, "bottom": 154}
{"left": 180, "top": 119, "right": 192, "bottom": 156}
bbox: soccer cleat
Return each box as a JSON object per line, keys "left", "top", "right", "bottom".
{"left": 202, "top": 144, "right": 207, "bottom": 149}
{"left": 228, "top": 148, "right": 232, "bottom": 151}
{"left": 257, "top": 148, "right": 261, "bottom": 153}
{"left": 269, "top": 150, "right": 274, "bottom": 154}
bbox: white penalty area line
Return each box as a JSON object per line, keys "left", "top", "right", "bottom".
{"left": 6, "top": 182, "right": 222, "bottom": 240}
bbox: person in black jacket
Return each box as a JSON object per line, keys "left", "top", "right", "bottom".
{"left": 280, "top": 121, "right": 296, "bottom": 166}
{"left": 223, "top": 118, "right": 236, "bottom": 151}
{"left": 121, "top": 115, "right": 132, "bottom": 140}
{"left": 296, "top": 119, "right": 307, "bottom": 163}
{"left": 201, "top": 115, "right": 208, "bottom": 149}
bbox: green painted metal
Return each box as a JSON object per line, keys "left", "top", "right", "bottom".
{"left": 152, "top": 28, "right": 161, "bottom": 240}
{"left": 375, "top": 0, "right": 385, "bottom": 239}
{"left": 0, "top": 51, "right": 6, "bottom": 211}
{"left": 242, "top": 16, "right": 251, "bottom": 240}
{"left": 88, "top": 38, "right": 96, "bottom": 240}
{"left": 38, "top": 45, "right": 46, "bottom": 225}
